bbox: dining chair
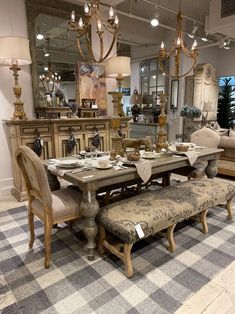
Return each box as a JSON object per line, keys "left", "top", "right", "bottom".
{"left": 173, "top": 127, "right": 220, "bottom": 179}
{"left": 16, "top": 146, "right": 82, "bottom": 268}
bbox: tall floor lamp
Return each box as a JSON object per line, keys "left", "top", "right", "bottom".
{"left": 0, "top": 36, "right": 32, "bottom": 120}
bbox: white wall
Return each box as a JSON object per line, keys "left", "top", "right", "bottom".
{"left": 0, "top": 0, "right": 33, "bottom": 196}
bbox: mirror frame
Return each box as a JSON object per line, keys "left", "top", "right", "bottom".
{"left": 170, "top": 79, "right": 179, "bottom": 111}
{"left": 26, "top": 0, "right": 83, "bottom": 108}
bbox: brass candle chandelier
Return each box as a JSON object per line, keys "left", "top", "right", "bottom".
{"left": 68, "top": 1, "right": 120, "bottom": 63}
{"left": 39, "top": 38, "right": 61, "bottom": 94}
{"left": 39, "top": 60, "right": 61, "bottom": 95}
{"left": 159, "top": 9, "right": 198, "bottom": 79}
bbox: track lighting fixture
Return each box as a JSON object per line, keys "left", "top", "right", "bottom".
{"left": 150, "top": 5, "right": 159, "bottom": 27}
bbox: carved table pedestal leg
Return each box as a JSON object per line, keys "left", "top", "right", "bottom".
{"left": 80, "top": 191, "right": 99, "bottom": 260}
{"left": 205, "top": 159, "right": 218, "bottom": 179}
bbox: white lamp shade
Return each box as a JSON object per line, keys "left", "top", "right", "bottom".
{"left": 0, "top": 36, "right": 32, "bottom": 66}
{"left": 105, "top": 56, "right": 131, "bottom": 78}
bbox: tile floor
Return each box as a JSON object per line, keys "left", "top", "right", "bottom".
{"left": 1, "top": 175, "right": 235, "bottom": 314}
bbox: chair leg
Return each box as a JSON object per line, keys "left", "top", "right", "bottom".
{"left": 167, "top": 224, "right": 176, "bottom": 252}
{"left": 200, "top": 209, "right": 208, "bottom": 234}
{"left": 44, "top": 216, "right": 52, "bottom": 269}
{"left": 28, "top": 206, "right": 35, "bottom": 249}
{"left": 97, "top": 224, "right": 106, "bottom": 256}
{"left": 226, "top": 199, "right": 233, "bottom": 220}
{"left": 123, "top": 243, "right": 133, "bottom": 278}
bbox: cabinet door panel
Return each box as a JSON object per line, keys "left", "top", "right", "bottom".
{"left": 21, "top": 137, "right": 53, "bottom": 160}
{"left": 58, "top": 135, "right": 83, "bottom": 157}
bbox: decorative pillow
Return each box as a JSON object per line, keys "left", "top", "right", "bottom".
{"left": 229, "top": 128, "right": 235, "bottom": 137}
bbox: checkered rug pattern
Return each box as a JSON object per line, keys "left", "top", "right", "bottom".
{"left": 0, "top": 204, "right": 235, "bottom": 314}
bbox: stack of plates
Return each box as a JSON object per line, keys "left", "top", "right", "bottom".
{"left": 56, "top": 159, "right": 83, "bottom": 168}
{"left": 142, "top": 152, "right": 157, "bottom": 159}
{"left": 79, "top": 151, "right": 106, "bottom": 157}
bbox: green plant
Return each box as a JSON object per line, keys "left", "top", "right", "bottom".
{"left": 180, "top": 105, "right": 201, "bottom": 118}
{"left": 217, "top": 78, "right": 235, "bottom": 128}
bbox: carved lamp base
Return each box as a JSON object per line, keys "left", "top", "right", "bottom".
{"left": 108, "top": 91, "right": 125, "bottom": 117}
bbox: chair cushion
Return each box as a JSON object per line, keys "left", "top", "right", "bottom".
{"left": 31, "top": 186, "right": 82, "bottom": 223}
{"left": 98, "top": 179, "right": 235, "bottom": 244}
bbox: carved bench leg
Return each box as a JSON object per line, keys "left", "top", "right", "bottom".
{"left": 97, "top": 224, "right": 106, "bottom": 256}
{"left": 226, "top": 199, "right": 233, "bottom": 220}
{"left": 123, "top": 243, "right": 134, "bottom": 278}
{"left": 200, "top": 209, "right": 208, "bottom": 234}
{"left": 167, "top": 223, "right": 176, "bottom": 253}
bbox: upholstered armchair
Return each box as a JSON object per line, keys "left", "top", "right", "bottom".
{"left": 16, "top": 146, "right": 82, "bottom": 268}
{"left": 173, "top": 128, "right": 220, "bottom": 179}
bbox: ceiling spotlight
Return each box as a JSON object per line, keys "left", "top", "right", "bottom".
{"left": 201, "top": 37, "right": 208, "bottom": 42}
{"left": 44, "top": 50, "right": 50, "bottom": 57}
{"left": 150, "top": 6, "right": 159, "bottom": 27}
{"left": 224, "top": 39, "right": 231, "bottom": 49}
{"left": 44, "top": 66, "right": 48, "bottom": 71}
{"left": 187, "top": 33, "right": 194, "bottom": 39}
{"left": 187, "top": 21, "right": 198, "bottom": 39}
{"left": 37, "top": 33, "right": 44, "bottom": 40}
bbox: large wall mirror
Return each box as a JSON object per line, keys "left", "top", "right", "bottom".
{"left": 26, "top": 0, "right": 84, "bottom": 109}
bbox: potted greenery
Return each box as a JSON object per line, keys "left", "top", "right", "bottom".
{"left": 180, "top": 105, "right": 202, "bottom": 119}
{"left": 180, "top": 105, "right": 202, "bottom": 141}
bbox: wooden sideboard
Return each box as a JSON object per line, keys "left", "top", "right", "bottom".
{"left": 4, "top": 117, "right": 130, "bottom": 201}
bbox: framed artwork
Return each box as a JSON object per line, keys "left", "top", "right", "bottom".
{"left": 76, "top": 62, "right": 107, "bottom": 115}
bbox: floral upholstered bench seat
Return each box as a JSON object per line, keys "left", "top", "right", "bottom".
{"left": 98, "top": 178, "right": 235, "bottom": 277}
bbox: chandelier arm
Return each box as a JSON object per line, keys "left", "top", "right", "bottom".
{"left": 76, "top": 36, "right": 88, "bottom": 60}
{"left": 103, "top": 24, "right": 116, "bottom": 34}
{"left": 41, "top": 79, "right": 46, "bottom": 93}
{"left": 161, "top": 58, "right": 197, "bottom": 79}
{"left": 97, "top": 32, "right": 104, "bottom": 62}
{"left": 85, "top": 33, "right": 97, "bottom": 62}
{"left": 101, "top": 33, "right": 117, "bottom": 62}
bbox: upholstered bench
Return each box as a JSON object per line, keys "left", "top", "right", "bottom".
{"left": 97, "top": 178, "right": 235, "bottom": 277}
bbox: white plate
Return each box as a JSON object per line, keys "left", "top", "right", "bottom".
{"left": 142, "top": 154, "right": 157, "bottom": 159}
{"left": 56, "top": 159, "right": 82, "bottom": 168}
{"left": 95, "top": 164, "right": 113, "bottom": 170}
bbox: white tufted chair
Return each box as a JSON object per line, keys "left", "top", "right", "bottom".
{"left": 173, "top": 128, "right": 220, "bottom": 179}
{"left": 16, "top": 146, "right": 82, "bottom": 268}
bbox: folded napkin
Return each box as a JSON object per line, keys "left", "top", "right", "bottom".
{"left": 48, "top": 165, "right": 68, "bottom": 176}
{"left": 135, "top": 160, "right": 152, "bottom": 183}
{"left": 184, "top": 151, "right": 199, "bottom": 166}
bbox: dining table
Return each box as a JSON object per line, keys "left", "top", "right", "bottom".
{"left": 43, "top": 147, "right": 223, "bottom": 260}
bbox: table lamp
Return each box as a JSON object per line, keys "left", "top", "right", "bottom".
{"left": 202, "top": 102, "right": 213, "bottom": 127}
{"left": 105, "top": 56, "right": 131, "bottom": 116}
{"left": 130, "top": 88, "right": 142, "bottom": 122}
{"left": 0, "top": 36, "right": 32, "bottom": 120}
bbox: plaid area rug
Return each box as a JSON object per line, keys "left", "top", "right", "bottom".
{"left": 0, "top": 204, "right": 235, "bottom": 314}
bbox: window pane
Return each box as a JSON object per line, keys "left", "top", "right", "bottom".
{"left": 150, "top": 74, "right": 157, "bottom": 86}
{"left": 157, "top": 75, "right": 165, "bottom": 86}
{"left": 150, "top": 59, "right": 157, "bottom": 71}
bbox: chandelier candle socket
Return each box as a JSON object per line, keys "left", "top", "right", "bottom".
{"left": 68, "top": 1, "right": 120, "bottom": 63}
{"left": 159, "top": 9, "right": 198, "bottom": 79}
